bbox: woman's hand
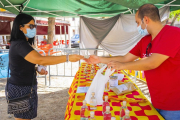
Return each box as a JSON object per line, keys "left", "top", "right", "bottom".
{"left": 84, "top": 55, "right": 101, "bottom": 64}
{"left": 69, "top": 55, "right": 84, "bottom": 62}
{"left": 37, "top": 68, "right": 48, "bottom": 75}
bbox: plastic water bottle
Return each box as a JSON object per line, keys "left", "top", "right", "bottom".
{"left": 90, "top": 70, "right": 95, "bottom": 80}
{"left": 120, "top": 101, "right": 127, "bottom": 120}
{"left": 90, "top": 92, "right": 97, "bottom": 110}
{"left": 84, "top": 64, "right": 88, "bottom": 74}
{"left": 83, "top": 64, "right": 88, "bottom": 78}
{"left": 89, "top": 111, "right": 96, "bottom": 120}
{"left": 103, "top": 106, "right": 111, "bottom": 120}
{"left": 123, "top": 110, "right": 131, "bottom": 120}
{"left": 102, "top": 96, "right": 110, "bottom": 114}
{"left": 91, "top": 64, "right": 95, "bottom": 70}
{"left": 111, "top": 117, "right": 116, "bottom": 120}
{"left": 80, "top": 100, "right": 89, "bottom": 120}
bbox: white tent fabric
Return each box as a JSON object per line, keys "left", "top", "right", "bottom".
{"left": 159, "top": 6, "right": 170, "bottom": 22}
{"left": 100, "top": 14, "right": 142, "bottom": 56}
{"left": 80, "top": 18, "right": 99, "bottom": 55}
{"left": 80, "top": 6, "right": 170, "bottom": 56}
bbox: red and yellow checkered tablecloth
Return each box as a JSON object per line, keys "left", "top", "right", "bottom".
{"left": 65, "top": 63, "right": 164, "bottom": 120}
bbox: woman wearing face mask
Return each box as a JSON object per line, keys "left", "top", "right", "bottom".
{"left": 5, "top": 13, "right": 83, "bottom": 120}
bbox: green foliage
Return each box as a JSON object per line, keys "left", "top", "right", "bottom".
{"left": 169, "top": 10, "right": 180, "bottom": 21}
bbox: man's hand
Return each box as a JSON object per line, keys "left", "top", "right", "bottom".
{"left": 37, "top": 68, "right": 48, "bottom": 75}
{"left": 69, "top": 55, "right": 84, "bottom": 62}
{"left": 84, "top": 55, "right": 101, "bottom": 64}
{"left": 107, "top": 61, "right": 124, "bottom": 70}
{"left": 107, "top": 53, "right": 169, "bottom": 71}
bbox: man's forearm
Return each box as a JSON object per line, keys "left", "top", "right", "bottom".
{"left": 122, "top": 59, "right": 155, "bottom": 71}
{"left": 99, "top": 56, "right": 125, "bottom": 64}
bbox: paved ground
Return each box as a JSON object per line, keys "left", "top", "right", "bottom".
{"left": 0, "top": 76, "right": 73, "bottom": 120}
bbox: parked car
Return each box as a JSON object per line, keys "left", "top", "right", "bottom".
{"left": 71, "top": 34, "right": 79, "bottom": 48}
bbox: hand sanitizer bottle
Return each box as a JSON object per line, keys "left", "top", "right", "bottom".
{"left": 111, "top": 117, "right": 116, "bottom": 120}
{"left": 120, "top": 101, "right": 127, "bottom": 120}
{"left": 123, "top": 110, "right": 131, "bottom": 120}
{"left": 103, "top": 106, "right": 111, "bottom": 120}
{"left": 80, "top": 100, "right": 89, "bottom": 120}
{"left": 102, "top": 96, "right": 110, "bottom": 114}
{"left": 90, "top": 92, "right": 97, "bottom": 110}
{"left": 89, "top": 111, "right": 96, "bottom": 120}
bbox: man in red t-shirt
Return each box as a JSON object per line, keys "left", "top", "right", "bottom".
{"left": 85, "top": 4, "right": 180, "bottom": 120}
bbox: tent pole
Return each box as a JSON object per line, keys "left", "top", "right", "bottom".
{"left": 22, "top": 0, "right": 29, "bottom": 5}
{"left": 0, "top": 1, "right": 4, "bottom": 7}
{"left": 68, "top": 25, "right": 70, "bottom": 48}
{"left": 23, "top": 7, "right": 77, "bottom": 17}
{"left": 156, "top": 4, "right": 180, "bottom": 6}
{"left": 123, "top": 9, "right": 132, "bottom": 14}
{"left": 26, "top": 6, "right": 61, "bottom": 17}
{"left": 5, "top": 0, "right": 20, "bottom": 12}
{"left": 22, "top": 0, "right": 30, "bottom": 12}
{"left": 23, "top": 10, "right": 77, "bottom": 15}
{"left": 133, "top": 10, "right": 135, "bottom": 14}
{"left": 60, "top": 25, "right": 62, "bottom": 48}
{"left": 64, "top": 17, "right": 67, "bottom": 48}
{"left": 128, "top": 8, "right": 132, "bottom": 14}
{"left": 5, "top": 5, "right": 21, "bottom": 7}
{"left": 159, "top": 0, "right": 176, "bottom": 9}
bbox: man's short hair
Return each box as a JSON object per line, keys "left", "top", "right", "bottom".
{"left": 138, "top": 4, "right": 160, "bottom": 22}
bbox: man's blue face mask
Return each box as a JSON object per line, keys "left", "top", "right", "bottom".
{"left": 137, "top": 20, "right": 149, "bottom": 36}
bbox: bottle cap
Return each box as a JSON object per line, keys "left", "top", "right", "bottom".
{"left": 111, "top": 117, "right": 116, "bottom": 120}
{"left": 90, "top": 111, "right": 94, "bottom": 117}
{"left": 105, "top": 96, "right": 108, "bottom": 101}
{"left": 91, "top": 92, "right": 95, "bottom": 96}
{"left": 83, "top": 100, "right": 87, "bottom": 105}
{"left": 125, "top": 109, "right": 130, "bottom": 115}
{"left": 106, "top": 106, "right": 110, "bottom": 111}
{"left": 123, "top": 101, "right": 126, "bottom": 106}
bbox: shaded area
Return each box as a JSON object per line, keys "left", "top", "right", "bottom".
{"left": 1, "top": 0, "right": 180, "bottom": 17}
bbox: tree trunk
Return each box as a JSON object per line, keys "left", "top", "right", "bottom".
{"left": 171, "top": 13, "right": 180, "bottom": 26}
{"left": 47, "top": 17, "right": 55, "bottom": 44}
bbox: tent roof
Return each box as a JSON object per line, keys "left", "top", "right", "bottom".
{"left": 0, "top": 0, "right": 180, "bottom": 17}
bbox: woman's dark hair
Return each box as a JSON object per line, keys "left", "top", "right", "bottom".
{"left": 10, "top": 13, "right": 35, "bottom": 45}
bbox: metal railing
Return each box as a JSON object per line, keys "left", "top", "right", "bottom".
{"left": 0, "top": 49, "right": 9, "bottom": 53}
{"left": 1, "top": 48, "right": 110, "bottom": 86}
{"left": 0, "top": 49, "right": 47, "bottom": 85}
{"left": 123, "top": 59, "right": 146, "bottom": 84}
{"left": 47, "top": 48, "right": 109, "bottom": 86}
